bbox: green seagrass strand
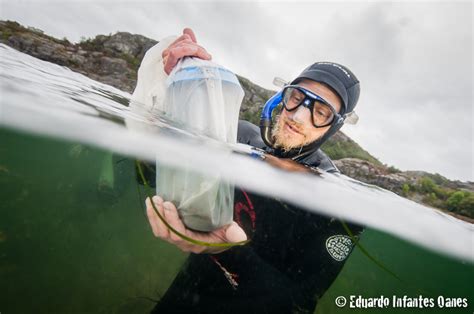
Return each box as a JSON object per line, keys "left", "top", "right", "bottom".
{"left": 341, "top": 220, "right": 401, "bottom": 281}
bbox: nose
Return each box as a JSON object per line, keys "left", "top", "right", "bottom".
{"left": 289, "top": 104, "right": 311, "bottom": 124}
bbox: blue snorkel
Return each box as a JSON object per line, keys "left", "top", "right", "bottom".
{"left": 259, "top": 90, "right": 283, "bottom": 148}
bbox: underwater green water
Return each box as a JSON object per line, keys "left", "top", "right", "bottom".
{"left": 0, "top": 127, "right": 473, "bottom": 314}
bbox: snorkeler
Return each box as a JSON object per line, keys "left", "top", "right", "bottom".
{"left": 145, "top": 28, "right": 364, "bottom": 314}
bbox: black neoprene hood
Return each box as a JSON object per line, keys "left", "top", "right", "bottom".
{"left": 291, "top": 62, "right": 360, "bottom": 115}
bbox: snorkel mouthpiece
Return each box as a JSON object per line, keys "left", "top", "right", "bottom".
{"left": 260, "top": 91, "right": 282, "bottom": 147}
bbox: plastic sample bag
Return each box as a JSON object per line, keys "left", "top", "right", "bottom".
{"left": 157, "top": 58, "right": 243, "bottom": 231}
{"left": 129, "top": 38, "right": 244, "bottom": 231}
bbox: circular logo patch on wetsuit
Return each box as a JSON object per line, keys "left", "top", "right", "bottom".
{"left": 325, "top": 235, "right": 353, "bottom": 261}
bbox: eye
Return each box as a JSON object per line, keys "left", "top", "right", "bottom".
{"left": 288, "top": 95, "right": 302, "bottom": 105}
{"left": 316, "top": 110, "right": 328, "bottom": 117}
{"left": 290, "top": 89, "right": 304, "bottom": 100}
{"left": 313, "top": 102, "right": 333, "bottom": 117}
{"left": 315, "top": 106, "right": 330, "bottom": 116}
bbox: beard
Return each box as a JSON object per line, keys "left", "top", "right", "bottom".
{"left": 271, "top": 114, "right": 315, "bottom": 153}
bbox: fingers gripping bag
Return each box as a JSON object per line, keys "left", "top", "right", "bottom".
{"left": 129, "top": 38, "right": 244, "bottom": 232}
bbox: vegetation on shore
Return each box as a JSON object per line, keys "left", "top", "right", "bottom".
{"left": 322, "top": 138, "right": 382, "bottom": 166}
{"left": 403, "top": 177, "right": 474, "bottom": 219}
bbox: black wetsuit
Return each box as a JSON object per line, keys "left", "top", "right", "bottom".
{"left": 151, "top": 120, "right": 364, "bottom": 314}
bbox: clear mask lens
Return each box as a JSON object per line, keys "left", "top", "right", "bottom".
{"left": 282, "top": 86, "right": 335, "bottom": 127}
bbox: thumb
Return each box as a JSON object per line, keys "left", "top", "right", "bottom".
{"left": 224, "top": 222, "right": 247, "bottom": 243}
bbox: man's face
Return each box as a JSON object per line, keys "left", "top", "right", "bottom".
{"left": 272, "top": 79, "right": 342, "bottom": 152}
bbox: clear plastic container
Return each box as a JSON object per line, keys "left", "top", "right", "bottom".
{"left": 128, "top": 37, "right": 244, "bottom": 231}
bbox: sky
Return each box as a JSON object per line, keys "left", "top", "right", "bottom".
{"left": 1, "top": 0, "right": 472, "bottom": 182}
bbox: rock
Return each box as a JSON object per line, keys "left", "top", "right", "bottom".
{"left": 97, "top": 56, "right": 129, "bottom": 75}
{"left": 237, "top": 75, "right": 275, "bottom": 124}
{"left": 103, "top": 32, "right": 154, "bottom": 57}
{"left": 8, "top": 34, "right": 34, "bottom": 51}
{"left": 70, "top": 54, "right": 86, "bottom": 65}
{"left": 36, "top": 41, "right": 64, "bottom": 56}
{"left": 335, "top": 158, "right": 409, "bottom": 193}
{"left": 331, "top": 131, "right": 351, "bottom": 142}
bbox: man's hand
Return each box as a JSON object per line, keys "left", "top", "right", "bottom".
{"left": 145, "top": 196, "right": 247, "bottom": 254}
{"left": 162, "top": 28, "right": 212, "bottom": 75}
